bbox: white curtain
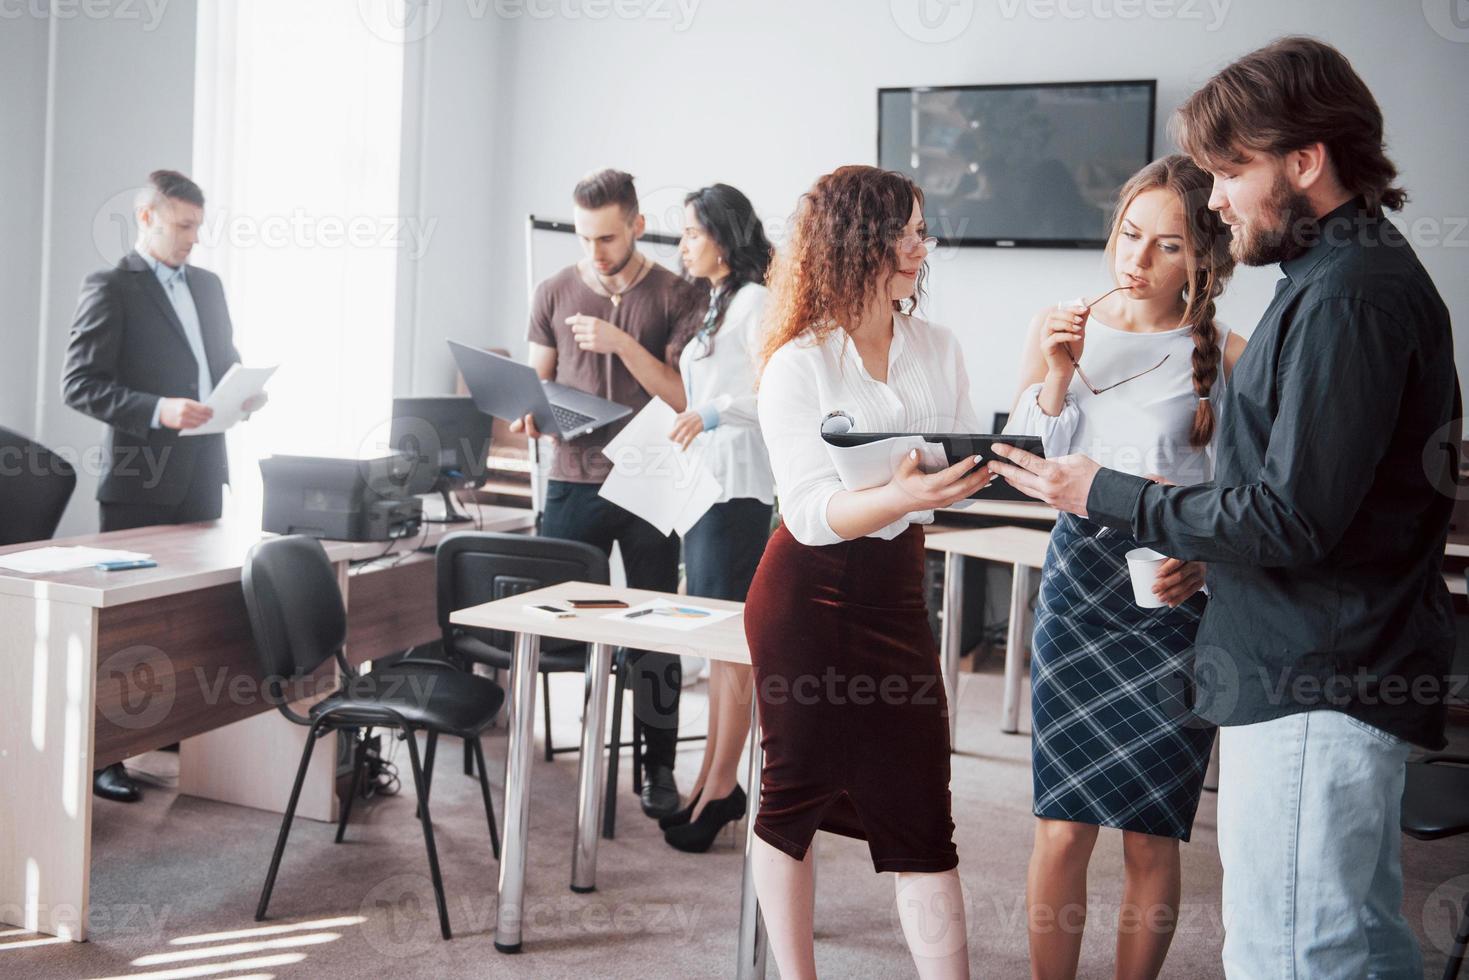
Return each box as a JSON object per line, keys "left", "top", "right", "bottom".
{"left": 191, "top": 0, "right": 408, "bottom": 524}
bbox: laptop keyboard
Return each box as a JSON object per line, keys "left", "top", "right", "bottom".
{"left": 551, "top": 405, "right": 596, "bottom": 431}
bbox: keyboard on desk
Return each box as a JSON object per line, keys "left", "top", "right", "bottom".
{"left": 551, "top": 404, "right": 597, "bottom": 431}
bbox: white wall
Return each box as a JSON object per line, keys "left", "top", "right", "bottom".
{"left": 426, "top": 0, "right": 1469, "bottom": 427}
{"left": 3, "top": 2, "right": 198, "bottom": 536}
{"left": 0, "top": 13, "right": 52, "bottom": 437}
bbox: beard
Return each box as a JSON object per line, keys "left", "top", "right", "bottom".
{"left": 1228, "top": 173, "right": 1318, "bottom": 267}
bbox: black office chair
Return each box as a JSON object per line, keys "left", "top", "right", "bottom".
{"left": 1403, "top": 753, "right": 1469, "bottom": 979}
{"left": 0, "top": 427, "right": 76, "bottom": 545}
{"left": 435, "top": 531, "right": 644, "bottom": 838}
{"left": 242, "top": 535, "right": 503, "bottom": 940}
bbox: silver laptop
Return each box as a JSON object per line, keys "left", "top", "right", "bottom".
{"left": 448, "top": 340, "right": 631, "bottom": 440}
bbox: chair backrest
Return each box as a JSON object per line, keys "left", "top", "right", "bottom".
{"left": 436, "top": 531, "right": 609, "bottom": 651}
{"left": 0, "top": 427, "right": 77, "bottom": 546}
{"left": 241, "top": 535, "right": 347, "bottom": 682}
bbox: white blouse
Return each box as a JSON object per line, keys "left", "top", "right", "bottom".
{"left": 1003, "top": 305, "right": 1231, "bottom": 488}
{"left": 758, "top": 312, "right": 982, "bottom": 547}
{"left": 678, "top": 282, "right": 775, "bottom": 505}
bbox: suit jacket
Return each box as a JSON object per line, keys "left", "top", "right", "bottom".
{"left": 61, "top": 250, "right": 241, "bottom": 506}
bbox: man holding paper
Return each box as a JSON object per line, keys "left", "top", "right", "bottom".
{"left": 62, "top": 170, "right": 265, "bottom": 803}
{"left": 63, "top": 170, "right": 264, "bottom": 536}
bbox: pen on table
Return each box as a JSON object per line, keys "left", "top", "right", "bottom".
{"left": 624, "top": 608, "right": 657, "bottom": 619}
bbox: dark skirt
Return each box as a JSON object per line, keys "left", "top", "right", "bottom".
{"left": 744, "top": 522, "right": 957, "bottom": 873}
{"left": 1031, "top": 512, "right": 1216, "bottom": 841}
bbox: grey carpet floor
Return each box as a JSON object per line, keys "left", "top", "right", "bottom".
{"left": 7, "top": 664, "right": 1464, "bottom": 979}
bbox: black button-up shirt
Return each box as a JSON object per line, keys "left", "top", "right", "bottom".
{"left": 1087, "top": 197, "right": 1460, "bottom": 748}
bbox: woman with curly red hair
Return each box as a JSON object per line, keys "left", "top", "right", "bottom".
{"left": 745, "top": 165, "right": 991, "bottom": 979}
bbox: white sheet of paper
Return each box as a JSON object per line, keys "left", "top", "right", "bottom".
{"left": 0, "top": 546, "right": 153, "bottom": 574}
{"left": 598, "top": 398, "right": 723, "bottom": 536}
{"left": 818, "top": 412, "right": 948, "bottom": 492}
{"left": 181, "top": 363, "right": 278, "bottom": 436}
{"left": 601, "top": 598, "right": 740, "bottom": 632}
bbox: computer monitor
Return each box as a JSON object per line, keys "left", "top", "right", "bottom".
{"left": 390, "top": 396, "right": 494, "bottom": 523}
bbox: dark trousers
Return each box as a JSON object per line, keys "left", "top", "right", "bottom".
{"left": 540, "top": 479, "right": 681, "bottom": 770}
{"left": 100, "top": 478, "right": 223, "bottom": 532}
{"left": 683, "top": 498, "right": 773, "bottom": 602}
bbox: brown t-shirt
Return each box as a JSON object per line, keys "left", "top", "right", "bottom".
{"left": 527, "top": 261, "right": 705, "bottom": 483}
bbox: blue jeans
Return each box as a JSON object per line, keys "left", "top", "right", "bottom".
{"left": 1217, "top": 709, "right": 1422, "bottom": 979}
{"left": 540, "top": 479, "right": 681, "bottom": 769}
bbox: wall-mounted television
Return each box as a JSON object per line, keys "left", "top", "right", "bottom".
{"left": 878, "top": 80, "right": 1156, "bottom": 249}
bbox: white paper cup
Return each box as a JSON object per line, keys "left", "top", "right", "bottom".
{"left": 1125, "top": 547, "right": 1169, "bottom": 608}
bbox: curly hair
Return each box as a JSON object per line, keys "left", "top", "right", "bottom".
{"left": 759, "top": 166, "right": 926, "bottom": 371}
{"left": 1105, "top": 154, "right": 1235, "bottom": 448}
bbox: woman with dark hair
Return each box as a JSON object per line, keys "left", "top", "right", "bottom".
{"left": 657, "top": 183, "right": 776, "bottom": 851}
{"left": 746, "top": 166, "right": 992, "bottom": 979}
{"left": 1003, "top": 154, "right": 1243, "bottom": 980}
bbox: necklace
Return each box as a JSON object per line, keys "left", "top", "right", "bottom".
{"left": 594, "top": 252, "right": 649, "bottom": 309}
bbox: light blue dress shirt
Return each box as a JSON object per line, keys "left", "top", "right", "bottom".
{"left": 142, "top": 251, "right": 213, "bottom": 428}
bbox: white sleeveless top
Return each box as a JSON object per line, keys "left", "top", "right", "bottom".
{"left": 1003, "top": 308, "right": 1230, "bottom": 488}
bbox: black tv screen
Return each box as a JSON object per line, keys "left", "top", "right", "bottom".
{"left": 878, "top": 80, "right": 1156, "bottom": 249}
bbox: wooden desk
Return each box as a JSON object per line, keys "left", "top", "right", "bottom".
{"left": 925, "top": 527, "right": 1053, "bottom": 741}
{"left": 0, "top": 504, "right": 534, "bottom": 941}
{"left": 450, "top": 582, "right": 767, "bottom": 979}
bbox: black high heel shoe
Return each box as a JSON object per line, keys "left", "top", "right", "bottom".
{"left": 663, "top": 785, "right": 746, "bottom": 853}
{"left": 659, "top": 789, "right": 703, "bottom": 831}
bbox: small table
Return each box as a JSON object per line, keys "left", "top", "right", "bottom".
{"left": 449, "top": 581, "right": 767, "bottom": 979}
{"left": 925, "top": 526, "right": 1053, "bottom": 740}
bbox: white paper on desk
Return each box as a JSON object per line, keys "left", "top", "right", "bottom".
{"left": 181, "top": 363, "right": 278, "bottom": 436}
{"left": 598, "top": 398, "right": 723, "bottom": 536}
{"left": 0, "top": 546, "right": 152, "bottom": 574}
{"left": 602, "top": 598, "right": 740, "bottom": 632}
{"left": 818, "top": 411, "right": 949, "bottom": 491}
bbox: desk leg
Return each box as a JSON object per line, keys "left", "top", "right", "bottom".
{"left": 571, "top": 642, "right": 612, "bottom": 893}
{"left": 495, "top": 631, "right": 540, "bottom": 953}
{"left": 940, "top": 551, "right": 964, "bottom": 750}
{"left": 1001, "top": 564, "right": 1033, "bottom": 735}
{"left": 735, "top": 701, "right": 767, "bottom": 980}
{"left": 0, "top": 595, "right": 96, "bottom": 941}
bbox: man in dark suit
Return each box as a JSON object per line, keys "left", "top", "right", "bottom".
{"left": 62, "top": 170, "right": 264, "bottom": 802}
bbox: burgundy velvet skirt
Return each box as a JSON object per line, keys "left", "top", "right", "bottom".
{"left": 744, "top": 522, "right": 957, "bottom": 873}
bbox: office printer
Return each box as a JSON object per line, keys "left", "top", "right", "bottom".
{"left": 260, "top": 454, "right": 423, "bottom": 541}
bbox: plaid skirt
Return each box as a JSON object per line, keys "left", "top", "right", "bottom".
{"left": 1031, "top": 512, "right": 1216, "bottom": 841}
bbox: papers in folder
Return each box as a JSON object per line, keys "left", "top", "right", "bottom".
{"left": 818, "top": 411, "right": 949, "bottom": 491}
{"left": 181, "top": 363, "right": 278, "bottom": 436}
{"left": 0, "top": 546, "right": 153, "bottom": 574}
{"left": 598, "top": 398, "right": 723, "bottom": 536}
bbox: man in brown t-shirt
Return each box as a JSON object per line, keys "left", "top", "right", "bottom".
{"left": 511, "top": 169, "right": 704, "bottom": 819}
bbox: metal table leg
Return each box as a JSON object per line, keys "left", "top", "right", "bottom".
{"left": 940, "top": 551, "right": 965, "bottom": 749}
{"left": 1001, "top": 564, "right": 1032, "bottom": 734}
{"left": 495, "top": 631, "right": 541, "bottom": 953}
{"left": 735, "top": 701, "right": 768, "bottom": 980}
{"left": 571, "top": 642, "right": 613, "bottom": 893}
